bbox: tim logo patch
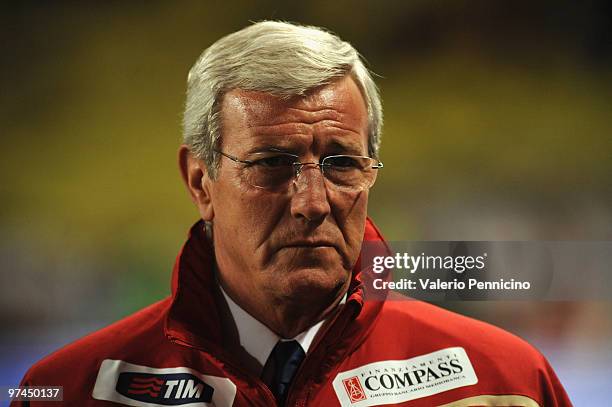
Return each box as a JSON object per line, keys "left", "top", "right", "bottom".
{"left": 93, "top": 359, "right": 236, "bottom": 407}
{"left": 117, "top": 372, "right": 213, "bottom": 403}
{"left": 333, "top": 347, "right": 478, "bottom": 407}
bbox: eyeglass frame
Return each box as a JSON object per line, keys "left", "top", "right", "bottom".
{"left": 212, "top": 149, "right": 383, "bottom": 192}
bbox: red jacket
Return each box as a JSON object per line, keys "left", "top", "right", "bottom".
{"left": 15, "top": 219, "right": 572, "bottom": 406}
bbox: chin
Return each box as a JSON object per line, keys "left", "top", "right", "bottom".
{"left": 266, "top": 247, "right": 352, "bottom": 299}
{"left": 278, "top": 266, "right": 349, "bottom": 302}
{"left": 274, "top": 245, "right": 345, "bottom": 269}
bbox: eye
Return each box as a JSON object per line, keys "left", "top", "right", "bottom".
{"left": 252, "top": 154, "right": 296, "bottom": 168}
{"left": 325, "top": 155, "right": 361, "bottom": 168}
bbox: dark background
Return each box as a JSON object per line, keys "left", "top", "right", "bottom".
{"left": 1, "top": 1, "right": 611, "bottom": 404}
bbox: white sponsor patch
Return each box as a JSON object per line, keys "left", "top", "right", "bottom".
{"left": 92, "top": 359, "right": 236, "bottom": 407}
{"left": 333, "top": 347, "right": 478, "bottom": 407}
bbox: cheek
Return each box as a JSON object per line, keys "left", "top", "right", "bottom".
{"left": 347, "top": 214, "right": 368, "bottom": 258}
{"left": 332, "top": 191, "right": 369, "bottom": 258}
{"left": 213, "top": 182, "right": 286, "bottom": 247}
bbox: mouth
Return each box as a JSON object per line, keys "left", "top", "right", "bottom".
{"left": 282, "top": 241, "right": 337, "bottom": 250}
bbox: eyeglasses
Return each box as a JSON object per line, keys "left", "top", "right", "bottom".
{"left": 214, "top": 149, "right": 383, "bottom": 192}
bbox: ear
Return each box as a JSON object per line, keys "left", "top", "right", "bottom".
{"left": 178, "top": 145, "right": 214, "bottom": 221}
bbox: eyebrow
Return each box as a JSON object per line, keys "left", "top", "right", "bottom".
{"left": 328, "top": 139, "right": 366, "bottom": 155}
{"left": 244, "top": 144, "right": 295, "bottom": 155}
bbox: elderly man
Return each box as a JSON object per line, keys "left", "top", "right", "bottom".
{"left": 16, "top": 21, "right": 571, "bottom": 407}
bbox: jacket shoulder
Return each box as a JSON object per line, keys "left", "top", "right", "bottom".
{"left": 379, "top": 295, "right": 541, "bottom": 358}
{"left": 370, "top": 297, "right": 572, "bottom": 406}
{"left": 21, "top": 298, "right": 171, "bottom": 385}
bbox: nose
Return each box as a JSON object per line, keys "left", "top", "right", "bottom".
{"left": 290, "top": 164, "right": 331, "bottom": 223}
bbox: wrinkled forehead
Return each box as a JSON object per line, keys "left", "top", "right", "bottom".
{"left": 219, "top": 76, "right": 369, "bottom": 149}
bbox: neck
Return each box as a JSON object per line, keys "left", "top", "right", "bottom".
{"left": 219, "top": 273, "right": 349, "bottom": 338}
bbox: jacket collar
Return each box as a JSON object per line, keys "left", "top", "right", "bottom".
{"left": 164, "top": 217, "right": 390, "bottom": 357}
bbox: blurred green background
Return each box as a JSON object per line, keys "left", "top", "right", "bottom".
{"left": 1, "top": 1, "right": 611, "bottom": 403}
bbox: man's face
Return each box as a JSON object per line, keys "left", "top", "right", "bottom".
{"left": 207, "top": 76, "right": 372, "bottom": 307}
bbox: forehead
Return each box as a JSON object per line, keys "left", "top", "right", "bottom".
{"left": 219, "top": 76, "right": 369, "bottom": 152}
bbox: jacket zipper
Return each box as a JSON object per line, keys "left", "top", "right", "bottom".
{"left": 284, "top": 298, "right": 361, "bottom": 406}
{"left": 166, "top": 334, "right": 279, "bottom": 407}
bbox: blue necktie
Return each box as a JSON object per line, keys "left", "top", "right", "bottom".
{"left": 262, "top": 340, "right": 306, "bottom": 406}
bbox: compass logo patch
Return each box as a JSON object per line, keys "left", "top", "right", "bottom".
{"left": 333, "top": 347, "right": 478, "bottom": 407}
{"left": 342, "top": 376, "right": 367, "bottom": 403}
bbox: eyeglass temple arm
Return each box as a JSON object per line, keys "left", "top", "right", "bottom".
{"left": 214, "top": 149, "right": 254, "bottom": 165}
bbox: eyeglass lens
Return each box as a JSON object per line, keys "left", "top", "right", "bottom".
{"left": 241, "top": 153, "right": 379, "bottom": 191}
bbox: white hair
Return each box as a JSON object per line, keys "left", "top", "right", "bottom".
{"left": 183, "top": 20, "right": 383, "bottom": 178}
